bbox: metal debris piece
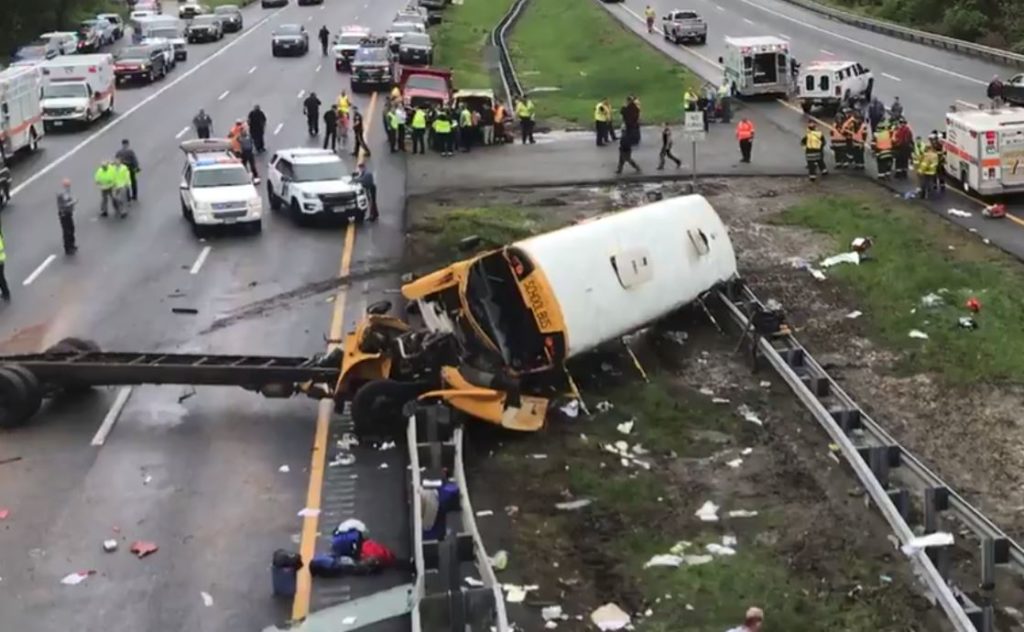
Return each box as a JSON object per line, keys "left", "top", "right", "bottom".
{"left": 130, "top": 541, "right": 159, "bottom": 558}
{"left": 102, "top": 539, "right": 118, "bottom": 552}
{"left": 741, "top": 447, "right": 753, "bottom": 455}
{"left": 505, "top": 505, "right": 519, "bottom": 517}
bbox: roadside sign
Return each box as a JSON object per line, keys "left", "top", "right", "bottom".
{"left": 684, "top": 111, "right": 706, "bottom": 142}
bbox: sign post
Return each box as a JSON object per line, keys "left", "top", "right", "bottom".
{"left": 683, "top": 111, "right": 706, "bottom": 188}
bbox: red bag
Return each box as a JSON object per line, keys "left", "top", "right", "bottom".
{"left": 360, "top": 539, "right": 396, "bottom": 567}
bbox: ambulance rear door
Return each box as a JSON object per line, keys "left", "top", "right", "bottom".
{"left": 999, "top": 125, "right": 1024, "bottom": 188}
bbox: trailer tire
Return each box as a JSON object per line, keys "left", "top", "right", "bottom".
{"left": 351, "top": 379, "right": 431, "bottom": 440}
{"left": 0, "top": 366, "right": 34, "bottom": 428}
{"left": 6, "top": 365, "right": 42, "bottom": 420}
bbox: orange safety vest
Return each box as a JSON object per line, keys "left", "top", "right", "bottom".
{"left": 494, "top": 104, "right": 505, "bottom": 123}
{"left": 832, "top": 118, "right": 849, "bottom": 141}
{"left": 228, "top": 124, "right": 243, "bottom": 153}
{"left": 853, "top": 122, "right": 868, "bottom": 144}
{"left": 735, "top": 120, "right": 754, "bottom": 140}
{"left": 874, "top": 131, "right": 892, "bottom": 151}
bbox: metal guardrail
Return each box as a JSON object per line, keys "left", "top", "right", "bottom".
{"left": 491, "top": 0, "right": 528, "bottom": 109}
{"left": 717, "top": 280, "right": 1024, "bottom": 632}
{"left": 776, "top": 0, "right": 1024, "bottom": 67}
{"left": 407, "top": 418, "right": 427, "bottom": 631}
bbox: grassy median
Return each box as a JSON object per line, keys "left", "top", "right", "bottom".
{"left": 507, "top": 0, "right": 699, "bottom": 126}
{"left": 432, "top": 0, "right": 516, "bottom": 89}
{"left": 776, "top": 196, "right": 1024, "bottom": 383}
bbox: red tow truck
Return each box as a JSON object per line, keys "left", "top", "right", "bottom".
{"left": 398, "top": 65, "right": 452, "bottom": 110}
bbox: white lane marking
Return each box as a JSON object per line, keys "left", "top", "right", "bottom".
{"left": 218, "top": 90, "right": 230, "bottom": 100}
{"left": 714, "top": 4, "right": 724, "bottom": 9}
{"left": 190, "top": 245, "right": 212, "bottom": 274}
{"left": 882, "top": 72, "right": 903, "bottom": 82}
{"left": 777, "top": 33, "right": 791, "bottom": 40}
{"left": 743, "top": 17, "right": 755, "bottom": 25}
{"left": 297, "top": 89, "right": 306, "bottom": 99}
{"left": 91, "top": 387, "right": 133, "bottom": 447}
{"left": 248, "top": 65, "right": 258, "bottom": 74}
{"left": 820, "top": 48, "right": 835, "bottom": 56}
{"left": 175, "top": 126, "right": 190, "bottom": 139}
{"left": 316, "top": 64, "right": 322, "bottom": 72}
{"left": 23, "top": 254, "right": 56, "bottom": 286}
{"left": 273, "top": 122, "right": 284, "bottom": 135}
{"left": 10, "top": 8, "right": 286, "bottom": 199}
{"left": 736, "top": 0, "right": 987, "bottom": 86}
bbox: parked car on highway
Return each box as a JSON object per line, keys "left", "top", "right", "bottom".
{"left": 351, "top": 38, "right": 395, "bottom": 92}
{"left": 798, "top": 60, "right": 873, "bottom": 114}
{"left": 333, "top": 26, "right": 371, "bottom": 71}
{"left": 394, "top": 10, "right": 428, "bottom": 30}
{"left": 214, "top": 5, "right": 244, "bottom": 32}
{"left": 262, "top": 0, "right": 288, "bottom": 6}
{"left": 137, "top": 16, "right": 187, "bottom": 60}
{"left": 97, "top": 13, "right": 126, "bottom": 39}
{"left": 74, "top": 24, "right": 103, "bottom": 53}
{"left": 661, "top": 10, "right": 707, "bottom": 44}
{"left": 143, "top": 37, "right": 178, "bottom": 70}
{"left": 271, "top": 24, "right": 309, "bottom": 56}
{"left": 179, "top": 2, "right": 209, "bottom": 19}
{"left": 179, "top": 139, "right": 263, "bottom": 236}
{"left": 12, "top": 37, "right": 62, "bottom": 62}
{"left": 114, "top": 44, "right": 167, "bottom": 84}
{"left": 398, "top": 32, "right": 433, "bottom": 65}
{"left": 267, "top": 148, "right": 369, "bottom": 224}
{"left": 81, "top": 18, "right": 115, "bottom": 46}
{"left": 385, "top": 21, "right": 425, "bottom": 52}
{"left": 41, "top": 31, "right": 81, "bottom": 55}
{"left": 186, "top": 15, "right": 224, "bottom": 42}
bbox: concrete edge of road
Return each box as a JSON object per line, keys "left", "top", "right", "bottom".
{"left": 772, "top": 0, "right": 1024, "bottom": 69}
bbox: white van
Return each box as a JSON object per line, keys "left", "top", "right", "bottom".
{"left": 798, "top": 60, "right": 873, "bottom": 113}
{"left": 719, "top": 36, "right": 793, "bottom": 97}
{"left": 0, "top": 65, "right": 45, "bottom": 155}
{"left": 39, "top": 54, "right": 116, "bottom": 129}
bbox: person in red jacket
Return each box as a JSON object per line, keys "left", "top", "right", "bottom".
{"left": 891, "top": 118, "right": 914, "bottom": 179}
{"left": 735, "top": 118, "right": 755, "bottom": 163}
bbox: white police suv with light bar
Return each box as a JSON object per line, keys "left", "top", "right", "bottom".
{"left": 179, "top": 139, "right": 263, "bottom": 237}
{"left": 266, "top": 148, "right": 369, "bottom": 225}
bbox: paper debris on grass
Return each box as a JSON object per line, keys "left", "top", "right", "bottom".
{"left": 699, "top": 387, "right": 714, "bottom": 396}
{"left": 644, "top": 554, "right": 684, "bottom": 568}
{"left": 683, "top": 554, "right": 714, "bottom": 566}
{"left": 502, "top": 583, "right": 538, "bottom": 603}
{"left": 60, "top": 571, "right": 95, "bottom": 586}
{"left": 464, "top": 577, "right": 484, "bottom": 587}
{"left": 542, "top": 606, "right": 564, "bottom": 621}
{"left": 808, "top": 267, "right": 827, "bottom": 281}
{"left": 201, "top": 591, "right": 214, "bottom": 607}
{"left": 545, "top": 622, "right": 557, "bottom": 629}
{"left": 711, "top": 397, "right": 731, "bottom": 405}
{"left": 555, "top": 499, "right": 592, "bottom": 511}
{"left": 741, "top": 447, "right": 753, "bottom": 455}
{"left": 595, "top": 401, "right": 614, "bottom": 413}
{"left": 341, "top": 616, "right": 357, "bottom": 626}
{"left": 728, "top": 509, "right": 759, "bottom": 518}
{"left": 706, "top": 543, "right": 736, "bottom": 556}
{"left": 821, "top": 251, "right": 860, "bottom": 268}
{"left": 590, "top": 603, "right": 631, "bottom": 631}
{"left": 695, "top": 500, "right": 719, "bottom": 522}
{"left": 726, "top": 458, "right": 743, "bottom": 468}
{"left": 278, "top": 465, "right": 290, "bottom": 473}
{"left": 901, "top": 531, "right": 954, "bottom": 556}
{"left": 920, "top": 292, "right": 944, "bottom": 308}
{"left": 846, "top": 310, "right": 863, "bottom": 319}
{"left": 616, "top": 420, "right": 634, "bottom": 435}
{"left": 669, "top": 541, "right": 691, "bottom": 555}
{"left": 908, "top": 329, "right": 929, "bottom": 340}
{"left": 528, "top": 454, "right": 548, "bottom": 460}
{"left": 737, "top": 404, "right": 764, "bottom": 426}
{"left": 297, "top": 508, "right": 321, "bottom": 518}
{"left": 559, "top": 400, "right": 580, "bottom": 418}
{"left": 759, "top": 381, "right": 771, "bottom": 389}
{"left": 490, "top": 550, "right": 508, "bottom": 571}
{"left": 947, "top": 208, "right": 973, "bottom": 218}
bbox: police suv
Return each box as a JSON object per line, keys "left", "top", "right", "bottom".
{"left": 350, "top": 37, "right": 395, "bottom": 93}
{"left": 267, "top": 148, "right": 369, "bottom": 224}
{"left": 179, "top": 139, "right": 263, "bottom": 236}
{"left": 333, "top": 26, "right": 370, "bottom": 71}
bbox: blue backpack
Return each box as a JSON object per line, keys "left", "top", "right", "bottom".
{"left": 331, "top": 528, "right": 363, "bottom": 559}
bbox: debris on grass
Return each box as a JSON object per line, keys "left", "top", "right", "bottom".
{"left": 644, "top": 554, "right": 684, "bottom": 569}
{"left": 726, "top": 458, "right": 743, "bottom": 468}
{"left": 464, "top": 576, "right": 485, "bottom": 587}
{"left": 727, "top": 509, "right": 760, "bottom": 518}
{"left": 737, "top": 404, "right": 764, "bottom": 426}
{"left": 615, "top": 419, "right": 634, "bottom": 435}
{"left": 490, "top": 550, "right": 509, "bottom": 571}
{"left": 901, "top": 531, "right": 953, "bottom": 556}
{"left": 559, "top": 400, "right": 580, "bottom": 418}
{"left": 503, "top": 583, "right": 538, "bottom": 603}
{"left": 695, "top": 500, "right": 719, "bottom": 522}
{"left": 920, "top": 292, "right": 944, "bottom": 308}
{"left": 555, "top": 499, "right": 592, "bottom": 511}
{"left": 590, "top": 603, "right": 631, "bottom": 631}
{"left": 711, "top": 397, "right": 731, "bottom": 405}
{"left": 595, "top": 401, "right": 614, "bottom": 413}
{"left": 821, "top": 251, "right": 860, "bottom": 268}
{"left": 908, "top": 329, "right": 929, "bottom": 340}
{"left": 846, "top": 310, "right": 863, "bottom": 319}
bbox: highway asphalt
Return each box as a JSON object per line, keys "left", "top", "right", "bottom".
{"left": 0, "top": 0, "right": 414, "bottom": 630}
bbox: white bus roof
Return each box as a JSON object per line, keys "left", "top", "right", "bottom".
{"left": 724, "top": 36, "right": 789, "bottom": 48}
{"left": 947, "top": 106, "right": 1024, "bottom": 129}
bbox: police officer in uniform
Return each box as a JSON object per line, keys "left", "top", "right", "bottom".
{"left": 57, "top": 178, "right": 77, "bottom": 255}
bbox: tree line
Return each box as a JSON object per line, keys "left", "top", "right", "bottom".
{"left": 834, "top": 0, "right": 1024, "bottom": 52}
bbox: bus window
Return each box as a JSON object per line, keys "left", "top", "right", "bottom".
{"left": 805, "top": 75, "right": 814, "bottom": 91}
{"left": 610, "top": 250, "right": 653, "bottom": 289}
{"left": 687, "top": 229, "right": 710, "bottom": 256}
{"left": 818, "top": 75, "right": 830, "bottom": 92}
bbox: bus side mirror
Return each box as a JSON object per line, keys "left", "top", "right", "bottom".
{"left": 367, "top": 300, "right": 392, "bottom": 315}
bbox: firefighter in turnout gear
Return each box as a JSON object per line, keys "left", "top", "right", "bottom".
{"left": 831, "top": 111, "right": 849, "bottom": 168}
{"left": 849, "top": 113, "right": 868, "bottom": 170}
{"left": 871, "top": 122, "right": 893, "bottom": 179}
{"left": 916, "top": 144, "right": 939, "bottom": 199}
{"left": 930, "top": 131, "right": 947, "bottom": 193}
{"left": 801, "top": 121, "right": 828, "bottom": 181}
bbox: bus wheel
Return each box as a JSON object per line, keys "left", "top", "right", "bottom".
{"left": 351, "top": 379, "right": 430, "bottom": 441}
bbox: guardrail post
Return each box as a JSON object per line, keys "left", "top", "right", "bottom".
{"left": 830, "top": 407, "right": 862, "bottom": 434}
{"left": 966, "top": 604, "right": 993, "bottom": 632}
{"left": 924, "top": 487, "right": 951, "bottom": 533}
{"left": 887, "top": 489, "right": 909, "bottom": 520}
{"left": 800, "top": 374, "right": 830, "bottom": 397}
{"left": 980, "top": 537, "right": 1010, "bottom": 590}
{"left": 927, "top": 544, "right": 952, "bottom": 579}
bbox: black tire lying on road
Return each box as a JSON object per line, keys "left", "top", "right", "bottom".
{"left": 0, "top": 365, "right": 41, "bottom": 428}
{"left": 350, "top": 379, "right": 432, "bottom": 440}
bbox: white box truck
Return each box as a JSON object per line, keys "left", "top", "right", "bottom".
{"left": 0, "top": 64, "right": 45, "bottom": 156}
{"left": 719, "top": 36, "right": 794, "bottom": 98}
{"left": 39, "top": 54, "right": 116, "bottom": 129}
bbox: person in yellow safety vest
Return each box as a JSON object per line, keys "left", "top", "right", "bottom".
{"left": 911, "top": 135, "right": 926, "bottom": 170}
{"left": 831, "top": 112, "right": 850, "bottom": 168}
{"left": 515, "top": 97, "right": 535, "bottom": 144}
{"left": 434, "top": 111, "right": 453, "bottom": 157}
{"left": 800, "top": 121, "right": 828, "bottom": 181}
{"left": 337, "top": 91, "right": 351, "bottom": 116}
{"left": 917, "top": 145, "right": 939, "bottom": 199}
{"left": 113, "top": 157, "right": 131, "bottom": 218}
{"left": 683, "top": 88, "right": 698, "bottom": 112}
{"left": 929, "top": 131, "right": 947, "bottom": 193}
{"left": 849, "top": 113, "right": 868, "bottom": 170}
{"left": 0, "top": 228, "right": 9, "bottom": 301}
{"left": 94, "top": 160, "right": 120, "bottom": 217}
{"left": 594, "top": 99, "right": 611, "bottom": 146}
{"left": 387, "top": 107, "right": 400, "bottom": 153}
{"left": 390, "top": 85, "right": 401, "bottom": 104}
{"left": 871, "top": 122, "right": 893, "bottom": 179}
{"left": 411, "top": 107, "right": 427, "bottom": 155}
{"left": 458, "top": 105, "right": 474, "bottom": 153}
{"left": 645, "top": 5, "right": 656, "bottom": 33}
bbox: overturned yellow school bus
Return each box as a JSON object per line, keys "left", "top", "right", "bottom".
{"left": 338, "top": 194, "right": 738, "bottom": 436}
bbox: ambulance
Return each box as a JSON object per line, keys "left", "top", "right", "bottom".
{"left": 944, "top": 101, "right": 1024, "bottom": 196}
{"left": 0, "top": 64, "right": 45, "bottom": 157}
{"left": 718, "top": 36, "right": 793, "bottom": 97}
{"left": 39, "top": 54, "right": 116, "bottom": 129}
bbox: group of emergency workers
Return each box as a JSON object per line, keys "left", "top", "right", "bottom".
{"left": 93, "top": 139, "right": 141, "bottom": 221}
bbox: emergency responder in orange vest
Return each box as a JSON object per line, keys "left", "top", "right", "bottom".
{"left": 831, "top": 111, "right": 850, "bottom": 168}
{"left": 735, "top": 118, "right": 755, "bottom": 163}
{"left": 228, "top": 119, "right": 245, "bottom": 155}
{"left": 800, "top": 121, "right": 827, "bottom": 181}
{"left": 872, "top": 122, "right": 893, "bottom": 179}
{"left": 850, "top": 113, "right": 868, "bottom": 170}
{"left": 493, "top": 102, "right": 507, "bottom": 144}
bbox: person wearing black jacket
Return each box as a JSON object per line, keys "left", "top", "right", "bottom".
{"left": 303, "top": 92, "right": 322, "bottom": 136}
{"left": 657, "top": 123, "right": 682, "bottom": 170}
{"left": 615, "top": 128, "right": 640, "bottom": 175}
{"left": 247, "top": 105, "right": 267, "bottom": 153}
{"left": 318, "top": 26, "right": 330, "bottom": 56}
{"left": 351, "top": 107, "right": 370, "bottom": 157}
{"left": 323, "top": 106, "right": 339, "bottom": 151}
{"left": 620, "top": 96, "right": 641, "bottom": 147}
{"left": 114, "top": 139, "right": 140, "bottom": 201}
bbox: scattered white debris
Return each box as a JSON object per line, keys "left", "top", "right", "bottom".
{"left": 808, "top": 267, "right": 827, "bottom": 281}
{"left": 278, "top": 465, "right": 290, "bottom": 473}
{"left": 920, "top": 292, "right": 944, "bottom": 308}
{"left": 60, "top": 571, "right": 93, "bottom": 586}
{"left": 201, "top": 591, "right": 214, "bottom": 607}
{"left": 559, "top": 400, "right": 580, "bottom": 418}
{"left": 683, "top": 554, "right": 714, "bottom": 566}
{"left": 475, "top": 510, "right": 494, "bottom": 518}
{"left": 726, "top": 458, "right": 743, "bottom": 468}
{"left": 821, "top": 251, "right": 860, "bottom": 268}
{"left": 341, "top": 616, "right": 357, "bottom": 626}
{"left": 102, "top": 539, "right": 118, "bottom": 553}
{"left": 616, "top": 420, "right": 634, "bottom": 435}
{"left": 741, "top": 447, "right": 753, "bottom": 456}
{"left": 846, "top": 310, "right": 863, "bottom": 319}
{"left": 695, "top": 500, "right": 719, "bottom": 522}
{"left": 555, "top": 499, "right": 592, "bottom": 511}
{"left": 685, "top": 604, "right": 695, "bottom": 611}
{"left": 502, "top": 583, "right": 537, "bottom": 603}
{"left": 528, "top": 454, "right": 548, "bottom": 460}
{"left": 699, "top": 387, "right": 714, "bottom": 396}
{"left": 737, "top": 404, "right": 763, "bottom": 426}
{"left": 378, "top": 463, "right": 389, "bottom": 469}
{"left": 542, "top": 606, "right": 564, "bottom": 621}
{"left": 595, "top": 401, "right": 614, "bottom": 413}
{"left": 378, "top": 441, "right": 397, "bottom": 451}
{"left": 908, "top": 329, "right": 929, "bottom": 340}
{"left": 706, "top": 543, "right": 736, "bottom": 556}
{"left": 337, "top": 433, "right": 359, "bottom": 449}
{"left": 759, "top": 381, "right": 771, "bottom": 389}
{"left": 644, "top": 554, "right": 684, "bottom": 569}
{"left": 143, "top": 475, "right": 152, "bottom": 485}
{"left": 590, "top": 603, "right": 631, "bottom": 631}
{"left": 727, "top": 509, "right": 759, "bottom": 518}
{"left": 545, "top": 622, "right": 558, "bottom": 629}
{"left": 669, "top": 541, "right": 691, "bottom": 555}
{"left": 464, "top": 577, "right": 484, "bottom": 587}
{"left": 723, "top": 534, "right": 738, "bottom": 546}
{"left": 711, "top": 397, "right": 731, "bottom": 405}
{"left": 901, "top": 531, "right": 954, "bottom": 556}
{"left": 297, "top": 508, "right": 320, "bottom": 518}
{"left": 328, "top": 453, "right": 356, "bottom": 467}
{"left": 947, "top": 208, "right": 973, "bottom": 218}
{"left": 644, "top": 608, "right": 654, "bottom": 617}
{"left": 664, "top": 331, "right": 688, "bottom": 345}
{"left": 490, "top": 550, "right": 509, "bottom": 571}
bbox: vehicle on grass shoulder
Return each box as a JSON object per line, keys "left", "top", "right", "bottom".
{"left": 719, "top": 35, "right": 793, "bottom": 97}
{"left": 334, "top": 26, "right": 371, "bottom": 71}
{"left": 0, "top": 65, "right": 45, "bottom": 156}
{"left": 40, "top": 32, "right": 81, "bottom": 56}
{"left": 39, "top": 54, "right": 115, "bottom": 130}
{"left": 262, "top": 0, "right": 289, "bottom": 7}
{"left": 179, "top": 2, "right": 209, "bottom": 19}
{"left": 97, "top": 14, "right": 126, "bottom": 40}
{"left": 385, "top": 21, "right": 426, "bottom": 53}
{"left": 114, "top": 44, "right": 168, "bottom": 84}
{"left": 398, "top": 32, "right": 433, "bottom": 66}
{"left": 661, "top": 10, "right": 706, "bottom": 45}
{"left": 179, "top": 139, "right": 263, "bottom": 236}
{"left": 271, "top": 24, "right": 309, "bottom": 56}
{"left": 944, "top": 101, "right": 1024, "bottom": 197}
{"left": 399, "top": 66, "right": 451, "bottom": 110}
{"left": 136, "top": 16, "right": 187, "bottom": 60}
{"left": 13, "top": 37, "right": 62, "bottom": 63}
{"left": 141, "top": 37, "right": 178, "bottom": 70}
{"left": 797, "top": 60, "right": 873, "bottom": 114}
{"left": 350, "top": 38, "right": 395, "bottom": 92}
{"left": 186, "top": 14, "right": 224, "bottom": 42}
{"left": 267, "top": 149, "right": 369, "bottom": 224}
{"left": 214, "top": 5, "right": 244, "bottom": 32}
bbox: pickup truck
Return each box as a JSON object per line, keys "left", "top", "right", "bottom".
{"left": 661, "top": 10, "right": 707, "bottom": 45}
{"left": 399, "top": 66, "right": 452, "bottom": 110}
{"left": 1003, "top": 74, "right": 1024, "bottom": 107}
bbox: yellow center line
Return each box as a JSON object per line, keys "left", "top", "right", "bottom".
{"left": 292, "top": 90, "right": 379, "bottom": 623}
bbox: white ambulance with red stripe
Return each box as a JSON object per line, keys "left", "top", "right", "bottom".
{"left": 0, "top": 64, "right": 44, "bottom": 156}
{"left": 39, "top": 54, "right": 115, "bottom": 130}
{"left": 945, "top": 101, "right": 1024, "bottom": 196}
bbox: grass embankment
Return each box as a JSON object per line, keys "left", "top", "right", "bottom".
{"left": 432, "top": 0, "right": 516, "bottom": 89}
{"left": 406, "top": 204, "right": 564, "bottom": 262}
{"left": 775, "top": 196, "right": 1024, "bottom": 383}
{"left": 507, "top": 0, "right": 700, "bottom": 126}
